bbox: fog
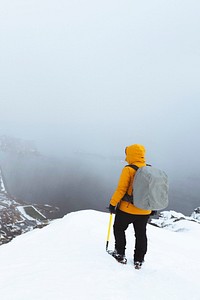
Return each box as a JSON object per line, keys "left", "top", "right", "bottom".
{"left": 0, "top": 0, "right": 200, "bottom": 215}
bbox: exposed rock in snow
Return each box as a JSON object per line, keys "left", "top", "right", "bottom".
{"left": 191, "top": 207, "right": 200, "bottom": 221}
{"left": 0, "top": 166, "right": 59, "bottom": 245}
{"left": 150, "top": 209, "right": 200, "bottom": 231}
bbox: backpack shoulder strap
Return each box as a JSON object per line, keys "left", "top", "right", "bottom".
{"left": 125, "top": 164, "right": 152, "bottom": 170}
{"left": 125, "top": 164, "right": 139, "bottom": 171}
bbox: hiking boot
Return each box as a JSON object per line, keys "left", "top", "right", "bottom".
{"left": 134, "top": 261, "right": 142, "bottom": 269}
{"left": 112, "top": 251, "right": 127, "bottom": 264}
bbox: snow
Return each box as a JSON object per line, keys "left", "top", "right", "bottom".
{"left": 0, "top": 169, "right": 6, "bottom": 193}
{"left": 0, "top": 209, "right": 199, "bottom": 300}
{"left": 151, "top": 210, "right": 200, "bottom": 231}
{"left": 17, "top": 205, "right": 46, "bottom": 221}
{"left": 17, "top": 206, "right": 37, "bottom": 221}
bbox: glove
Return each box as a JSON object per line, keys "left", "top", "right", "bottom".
{"left": 108, "top": 204, "right": 116, "bottom": 214}
{"left": 150, "top": 210, "right": 157, "bottom": 216}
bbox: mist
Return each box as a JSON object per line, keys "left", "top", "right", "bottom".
{"left": 0, "top": 149, "right": 125, "bottom": 217}
{"left": 1, "top": 140, "right": 199, "bottom": 217}
{"left": 0, "top": 0, "right": 200, "bottom": 215}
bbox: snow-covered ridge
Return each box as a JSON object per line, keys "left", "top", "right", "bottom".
{"left": 0, "top": 209, "right": 199, "bottom": 300}
{"left": 150, "top": 209, "right": 200, "bottom": 231}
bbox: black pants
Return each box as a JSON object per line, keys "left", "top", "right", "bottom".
{"left": 113, "top": 209, "right": 150, "bottom": 262}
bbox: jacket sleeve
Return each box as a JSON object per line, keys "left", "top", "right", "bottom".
{"left": 110, "top": 167, "right": 132, "bottom": 207}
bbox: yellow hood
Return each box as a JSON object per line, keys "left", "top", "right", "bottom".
{"left": 125, "top": 144, "right": 146, "bottom": 165}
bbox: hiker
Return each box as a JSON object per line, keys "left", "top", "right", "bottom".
{"left": 108, "top": 144, "right": 151, "bottom": 267}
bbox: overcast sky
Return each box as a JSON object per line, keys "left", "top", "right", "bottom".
{"left": 1, "top": 0, "right": 200, "bottom": 174}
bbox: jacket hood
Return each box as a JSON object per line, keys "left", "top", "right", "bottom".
{"left": 125, "top": 144, "right": 146, "bottom": 165}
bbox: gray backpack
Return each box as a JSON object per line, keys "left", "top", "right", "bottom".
{"left": 126, "top": 165, "right": 169, "bottom": 210}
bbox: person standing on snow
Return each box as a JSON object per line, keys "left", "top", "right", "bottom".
{"left": 108, "top": 144, "right": 151, "bottom": 268}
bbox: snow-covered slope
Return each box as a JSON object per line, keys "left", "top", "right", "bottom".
{"left": 0, "top": 210, "right": 199, "bottom": 300}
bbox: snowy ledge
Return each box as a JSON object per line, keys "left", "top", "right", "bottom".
{"left": 150, "top": 208, "right": 200, "bottom": 232}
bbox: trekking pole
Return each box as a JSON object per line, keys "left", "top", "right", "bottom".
{"left": 106, "top": 213, "right": 113, "bottom": 251}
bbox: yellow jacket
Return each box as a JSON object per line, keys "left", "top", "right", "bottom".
{"left": 110, "top": 144, "right": 151, "bottom": 215}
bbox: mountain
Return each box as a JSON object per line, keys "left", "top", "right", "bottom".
{"left": 0, "top": 166, "right": 59, "bottom": 245}
{"left": 0, "top": 209, "right": 199, "bottom": 300}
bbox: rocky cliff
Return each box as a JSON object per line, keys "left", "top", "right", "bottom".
{"left": 0, "top": 166, "right": 59, "bottom": 245}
